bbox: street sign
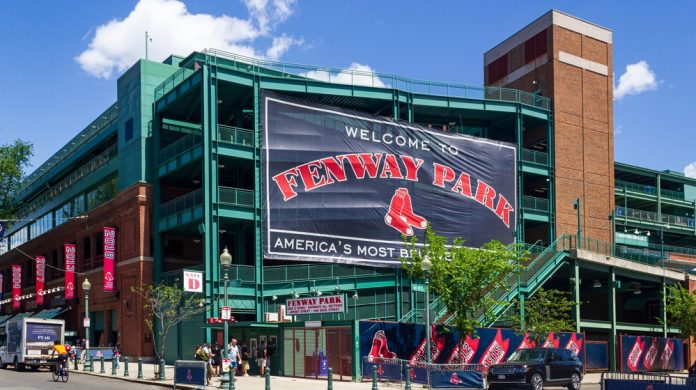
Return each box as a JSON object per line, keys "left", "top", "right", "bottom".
{"left": 221, "top": 306, "right": 231, "bottom": 320}
{"left": 183, "top": 271, "right": 203, "bottom": 292}
{"left": 412, "top": 284, "right": 426, "bottom": 293}
{"left": 228, "top": 279, "right": 242, "bottom": 287}
{"left": 83, "top": 317, "right": 90, "bottom": 328}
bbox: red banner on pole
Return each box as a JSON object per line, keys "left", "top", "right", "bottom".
{"left": 0, "top": 273, "right": 3, "bottom": 300}
{"left": 12, "top": 264, "right": 21, "bottom": 309}
{"left": 35, "top": 256, "right": 45, "bottom": 305}
{"left": 103, "top": 227, "right": 116, "bottom": 291}
{"left": 64, "top": 244, "right": 76, "bottom": 299}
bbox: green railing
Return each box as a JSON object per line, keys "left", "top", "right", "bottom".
{"left": 522, "top": 195, "right": 550, "bottom": 212}
{"left": 158, "top": 134, "right": 202, "bottom": 163}
{"left": 615, "top": 179, "right": 687, "bottom": 202}
{"left": 615, "top": 206, "right": 695, "bottom": 229}
{"left": 521, "top": 149, "right": 549, "bottom": 165}
{"left": 154, "top": 49, "right": 551, "bottom": 110}
{"left": 219, "top": 187, "right": 254, "bottom": 208}
{"left": 154, "top": 67, "right": 195, "bottom": 99}
{"left": 263, "top": 263, "right": 394, "bottom": 283}
{"left": 18, "top": 103, "right": 119, "bottom": 196}
{"left": 218, "top": 125, "right": 254, "bottom": 147}
{"left": 15, "top": 145, "right": 118, "bottom": 219}
{"left": 159, "top": 189, "right": 203, "bottom": 219}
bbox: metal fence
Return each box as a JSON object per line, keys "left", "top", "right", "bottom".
{"left": 218, "top": 125, "right": 254, "bottom": 147}
{"left": 600, "top": 371, "right": 696, "bottom": 390}
{"left": 361, "top": 357, "right": 486, "bottom": 389}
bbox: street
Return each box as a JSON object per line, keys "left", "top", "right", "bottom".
{"left": 0, "top": 368, "right": 169, "bottom": 390}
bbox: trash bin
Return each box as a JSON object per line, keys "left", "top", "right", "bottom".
{"left": 318, "top": 352, "right": 328, "bottom": 377}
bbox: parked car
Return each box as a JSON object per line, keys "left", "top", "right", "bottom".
{"left": 488, "top": 347, "right": 583, "bottom": 390}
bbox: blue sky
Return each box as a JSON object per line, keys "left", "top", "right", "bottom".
{"left": 1, "top": 0, "right": 695, "bottom": 177}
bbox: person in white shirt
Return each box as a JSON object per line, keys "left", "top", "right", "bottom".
{"left": 227, "top": 339, "right": 240, "bottom": 378}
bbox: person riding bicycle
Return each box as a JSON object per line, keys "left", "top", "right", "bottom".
{"left": 51, "top": 340, "right": 69, "bottom": 369}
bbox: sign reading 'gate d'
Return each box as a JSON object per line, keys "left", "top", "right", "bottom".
{"left": 286, "top": 294, "right": 345, "bottom": 315}
{"left": 262, "top": 92, "right": 517, "bottom": 266}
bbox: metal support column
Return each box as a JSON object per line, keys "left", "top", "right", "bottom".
{"left": 253, "top": 77, "right": 264, "bottom": 322}
{"left": 609, "top": 268, "right": 617, "bottom": 371}
{"left": 572, "top": 261, "right": 581, "bottom": 333}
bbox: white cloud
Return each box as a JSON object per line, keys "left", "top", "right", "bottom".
{"left": 302, "top": 63, "right": 387, "bottom": 88}
{"left": 77, "top": 0, "right": 299, "bottom": 78}
{"left": 685, "top": 162, "right": 696, "bottom": 179}
{"left": 614, "top": 61, "right": 658, "bottom": 100}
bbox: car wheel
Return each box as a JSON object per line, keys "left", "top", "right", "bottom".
{"left": 529, "top": 372, "right": 544, "bottom": 390}
{"left": 0, "top": 357, "right": 5, "bottom": 369}
{"left": 567, "top": 372, "right": 581, "bottom": 390}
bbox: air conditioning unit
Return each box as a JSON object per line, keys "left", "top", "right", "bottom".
{"left": 265, "top": 312, "right": 279, "bottom": 322}
{"left": 278, "top": 305, "right": 292, "bottom": 322}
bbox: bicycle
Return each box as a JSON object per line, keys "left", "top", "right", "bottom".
{"left": 51, "top": 358, "right": 69, "bottom": 383}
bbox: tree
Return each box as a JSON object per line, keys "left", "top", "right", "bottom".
{"left": 665, "top": 284, "right": 696, "bottom": 349}
{"left": 401, "top": 226, "right": 524, "bottom": 336}
{"left": 0, "top": 139, "right": 33, "bottom": 219}
{"left": 131, "top": 283, "right": 206, "bottom": 361}
{"left": 509, "top": 288, "right": 577, "bottom": 343}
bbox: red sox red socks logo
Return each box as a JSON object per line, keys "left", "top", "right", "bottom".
{"left": 449, "top": 372, "right": 462, "bottom": 385}
{"left": 565, "top": 333, "right": 582, "bottom": 357}
{"left": 367, "top": 330, "right": 397, "bottom": 375}
{"left": 627, "top": 337, "right": 645, "bottom": 371}
{"left": 384, "top": 188, "right": 427, "bottom": 236}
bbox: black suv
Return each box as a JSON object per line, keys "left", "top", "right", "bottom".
{"left": 488, "top": 348, "right": 583, "bottom": 390}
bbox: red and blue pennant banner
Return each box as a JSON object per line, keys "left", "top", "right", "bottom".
{"left": 35, "top": 256, "right": 45, "bottom": 305}
{"left": 621, "top": 335, "right": 683, "bottom": 372}
{"left": 12, "top": 264, "right": 21, "bottom": 309}
{"left": 0, "top": 272, "right": 3, "bottom": 300}
{"left": 103, "top": 227, "right": 116, "bottom": 291}
{"left": 64, "top": 244, "right": 76, "bottom": 299}
{"left": 359, "top": 321, "right": 584, "bottom": 384}
{"left": 262, "top": 92, "right": 517, "bottom": 266}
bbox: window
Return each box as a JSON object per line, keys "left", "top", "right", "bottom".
{"left": 55, "top": 202, "right": 72, "bottom": 226}
{"left": 30, "top": 212, "right": 52, "bottom": 239}
{"left": 487, "top": 54, "right": 508, "bottom": 84}
{"left": 9, "top": 228, "right": 28, "bottom": 249}
{"left": 83, "top": 237, "right": 91, "bottom": 259}
{"left": 74, "top": 194, "right": 86, "bottom": 216}
{"left": 95, "top": 231, "right": 104, "bottom": 257}
{"left": 524, "top": 30, "right": 548, "bottom": 64}
{"left": 125, "top": 118, "right": 134, "bottom": 141}
{"left": 86, "top": 176, "right": 117, "bottom": 211}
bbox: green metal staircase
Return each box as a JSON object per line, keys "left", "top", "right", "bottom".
{"left": 400, "top": 235, "right": 571, "bottom": 327}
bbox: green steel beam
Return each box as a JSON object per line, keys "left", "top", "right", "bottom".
{"left": 516, "top": 109, "right": 524, "bottom": 243}
{"left": 547, "top": 111, "right": 555, "bottom": 242}
{"left": 216, "top": 144, "right": 254, "bottom": 160}
{"left": 572, "top": 261, "right": 581, "bottom": 333}
{"left": 216, "top": 207, "right": 255, "bottom": 220}
{"left": 520, "top": 165, "right": 550, "bottom": 176}
{"left": 521, "top": 212, "right": 550, "bottom": 222}
{"left": 254, "top": 77, "right": 264, "bottom": 322}
{"left": 609, "top": 268, "right": 617, "bottom": 371}
{"left": 202, "top": 65, "right": 215, "bottom": 341}
{"left": 153, "top": 110, "right": 163, "bottom": 285}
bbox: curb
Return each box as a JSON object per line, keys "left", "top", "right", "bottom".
{"left": 70, "top": 368, "right": 212, "bottom": 390}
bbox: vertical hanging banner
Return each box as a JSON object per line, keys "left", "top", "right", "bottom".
{"left": 0, "top": 272, "right": 3, "bottom": 300}
{"left": 35, "top": 256, "right": 46, "bottom": 305}
{"left": 12, "top": 264, "right": 21, "bottom": 309}
{"left": 64, "top": 244, "right": 76, "bottom": 299}
{"left": 103, "top": 227, "right": 116, "bottom": 291}
{"left": 262, "top": 92, "right": 517, "bottom": 266}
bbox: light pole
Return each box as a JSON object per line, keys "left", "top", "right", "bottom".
{"left": 573, "top": 198, "right": 582, "bottom": 248}
{"left": 219, "top": 247, "right": 232, "bottom": 387}
{"left": 421, "top": 256, "right": 432, "bottom": 368}
{"left": 82, "top": 278, "right": 91, "bottom": 348}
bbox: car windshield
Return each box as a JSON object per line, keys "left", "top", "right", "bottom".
{"left": 507, "top": 349, "right": 547, "bottom": 363}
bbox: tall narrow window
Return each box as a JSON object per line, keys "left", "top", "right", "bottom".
{"left": 125, "top": 118, "right": 134, "bottom": 141}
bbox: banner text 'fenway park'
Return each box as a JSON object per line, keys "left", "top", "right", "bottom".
{"left": 262, "top": 92, "right": 517, "bottom": 266}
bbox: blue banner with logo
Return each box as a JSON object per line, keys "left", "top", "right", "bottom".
{"left": 262, "top": 92, "right": 517, "bottom": 266}
{"left": 621, "top": 335, "right": 683, "bottom": 372}
{"left": 359, "top": 321, "right": 585, "bottom": 384}
{"left": 174, "top": 360, "right": 207, "bottom": 387}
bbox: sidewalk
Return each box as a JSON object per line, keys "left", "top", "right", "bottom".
{"left": 71, "top": 360, "right": 372, "bottom": 389}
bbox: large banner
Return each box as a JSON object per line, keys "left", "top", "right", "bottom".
{"left": 64, "top": 244, "right": 76, "bottom": 299}
{"left": 35, "top": 256, "right": 45, "bottom": 305}
{"left": 103, "top": 227, "right": 116, "bottom": 292}
{"left": 359, "top": 321, "right": 584, "bottom": 384}
{"left": 0, "top": 272, "right": 3, "bottom": 300}
{"left": 621, "top": 335, "right": 683, "bottom": 372}
{"left": 262, "top": 93, "right": 517, "bottom": 265}
{"left": 12, "top": 264, "right": 21, "bottom": 309}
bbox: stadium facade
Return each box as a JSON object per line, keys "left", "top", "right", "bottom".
{"left": 0, "top": 9, "right": 694, "bottom": 375}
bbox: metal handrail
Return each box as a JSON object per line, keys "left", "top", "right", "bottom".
{"left": 218, "top": 187, "right": 254, "bottom": 208}
{"left": 521, "top": 149, "right": 549, "bottom": 165}
{"left": 615, "top": 179, "right": 688, "bottom": 202}
{"left": 217, "top": 125, "right": 254, "bottom": 147}
{"left": 159, "top": 189, "right": 203, "bottom": 218}
{"left": 154, "top": 49, "right": 551, "bottom": 110}
{"left": 615, "top": 206, "right": 695, "bottom": 229}
{"left": 158, "top": 134, "right": 202, "bottom": 163}
{"left": 522, "top": 195, "right": 550, "bottom": 212}
{"left": 15, "top": 145, "right": 118, "bottom": 219}
{"left": 18, "top": 103, "right": 119, "bottom": 196}
{"left": 263, "top": 263, "right": 394, "bottom": 283}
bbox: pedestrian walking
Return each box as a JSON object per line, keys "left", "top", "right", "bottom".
{"left": 240, "top": 342, "right": 250, "bottom": 376}
{"left": 256, "top": 341, "right": 267, "bottom": 377}
{"left": 113, "top": 343, "right": 121, "bottom": 370}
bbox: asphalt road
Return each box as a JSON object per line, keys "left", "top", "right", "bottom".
{"left": 0, "top": 367, "right": 170, "bottom": 390}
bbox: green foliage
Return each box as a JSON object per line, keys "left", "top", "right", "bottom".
{"left": 510, "top": 288, "right": 577, "bottom": 343}
{"left": 0, "top": 139, "right": 33, "bottom": 219}
{"left": 665, "top": 284, "right": 696, "bottom": 345}
{"left": 131, "top": 283, "right": 206, "bottom": 360}
{"left": 401, "top": 226, "right": 524, "bottom": 336}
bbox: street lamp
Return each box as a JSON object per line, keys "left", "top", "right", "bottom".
{"left": 82, "top": 278, "right": 91, "bottom": 349}
{"left": 219, "top": 247, "right": 232, "bottom": 387}
{"left": 421, "top": 256, "right": 433, "bottom": 369}
{"left": 573, "top": 198, "right": 582, "bottom": 248}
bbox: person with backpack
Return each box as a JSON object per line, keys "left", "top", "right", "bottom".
{"left": 211, "top": 341, "right": 222, "bottom": 376}
{"left": 256, "top": 341, "right": 267, "bottom": 377}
